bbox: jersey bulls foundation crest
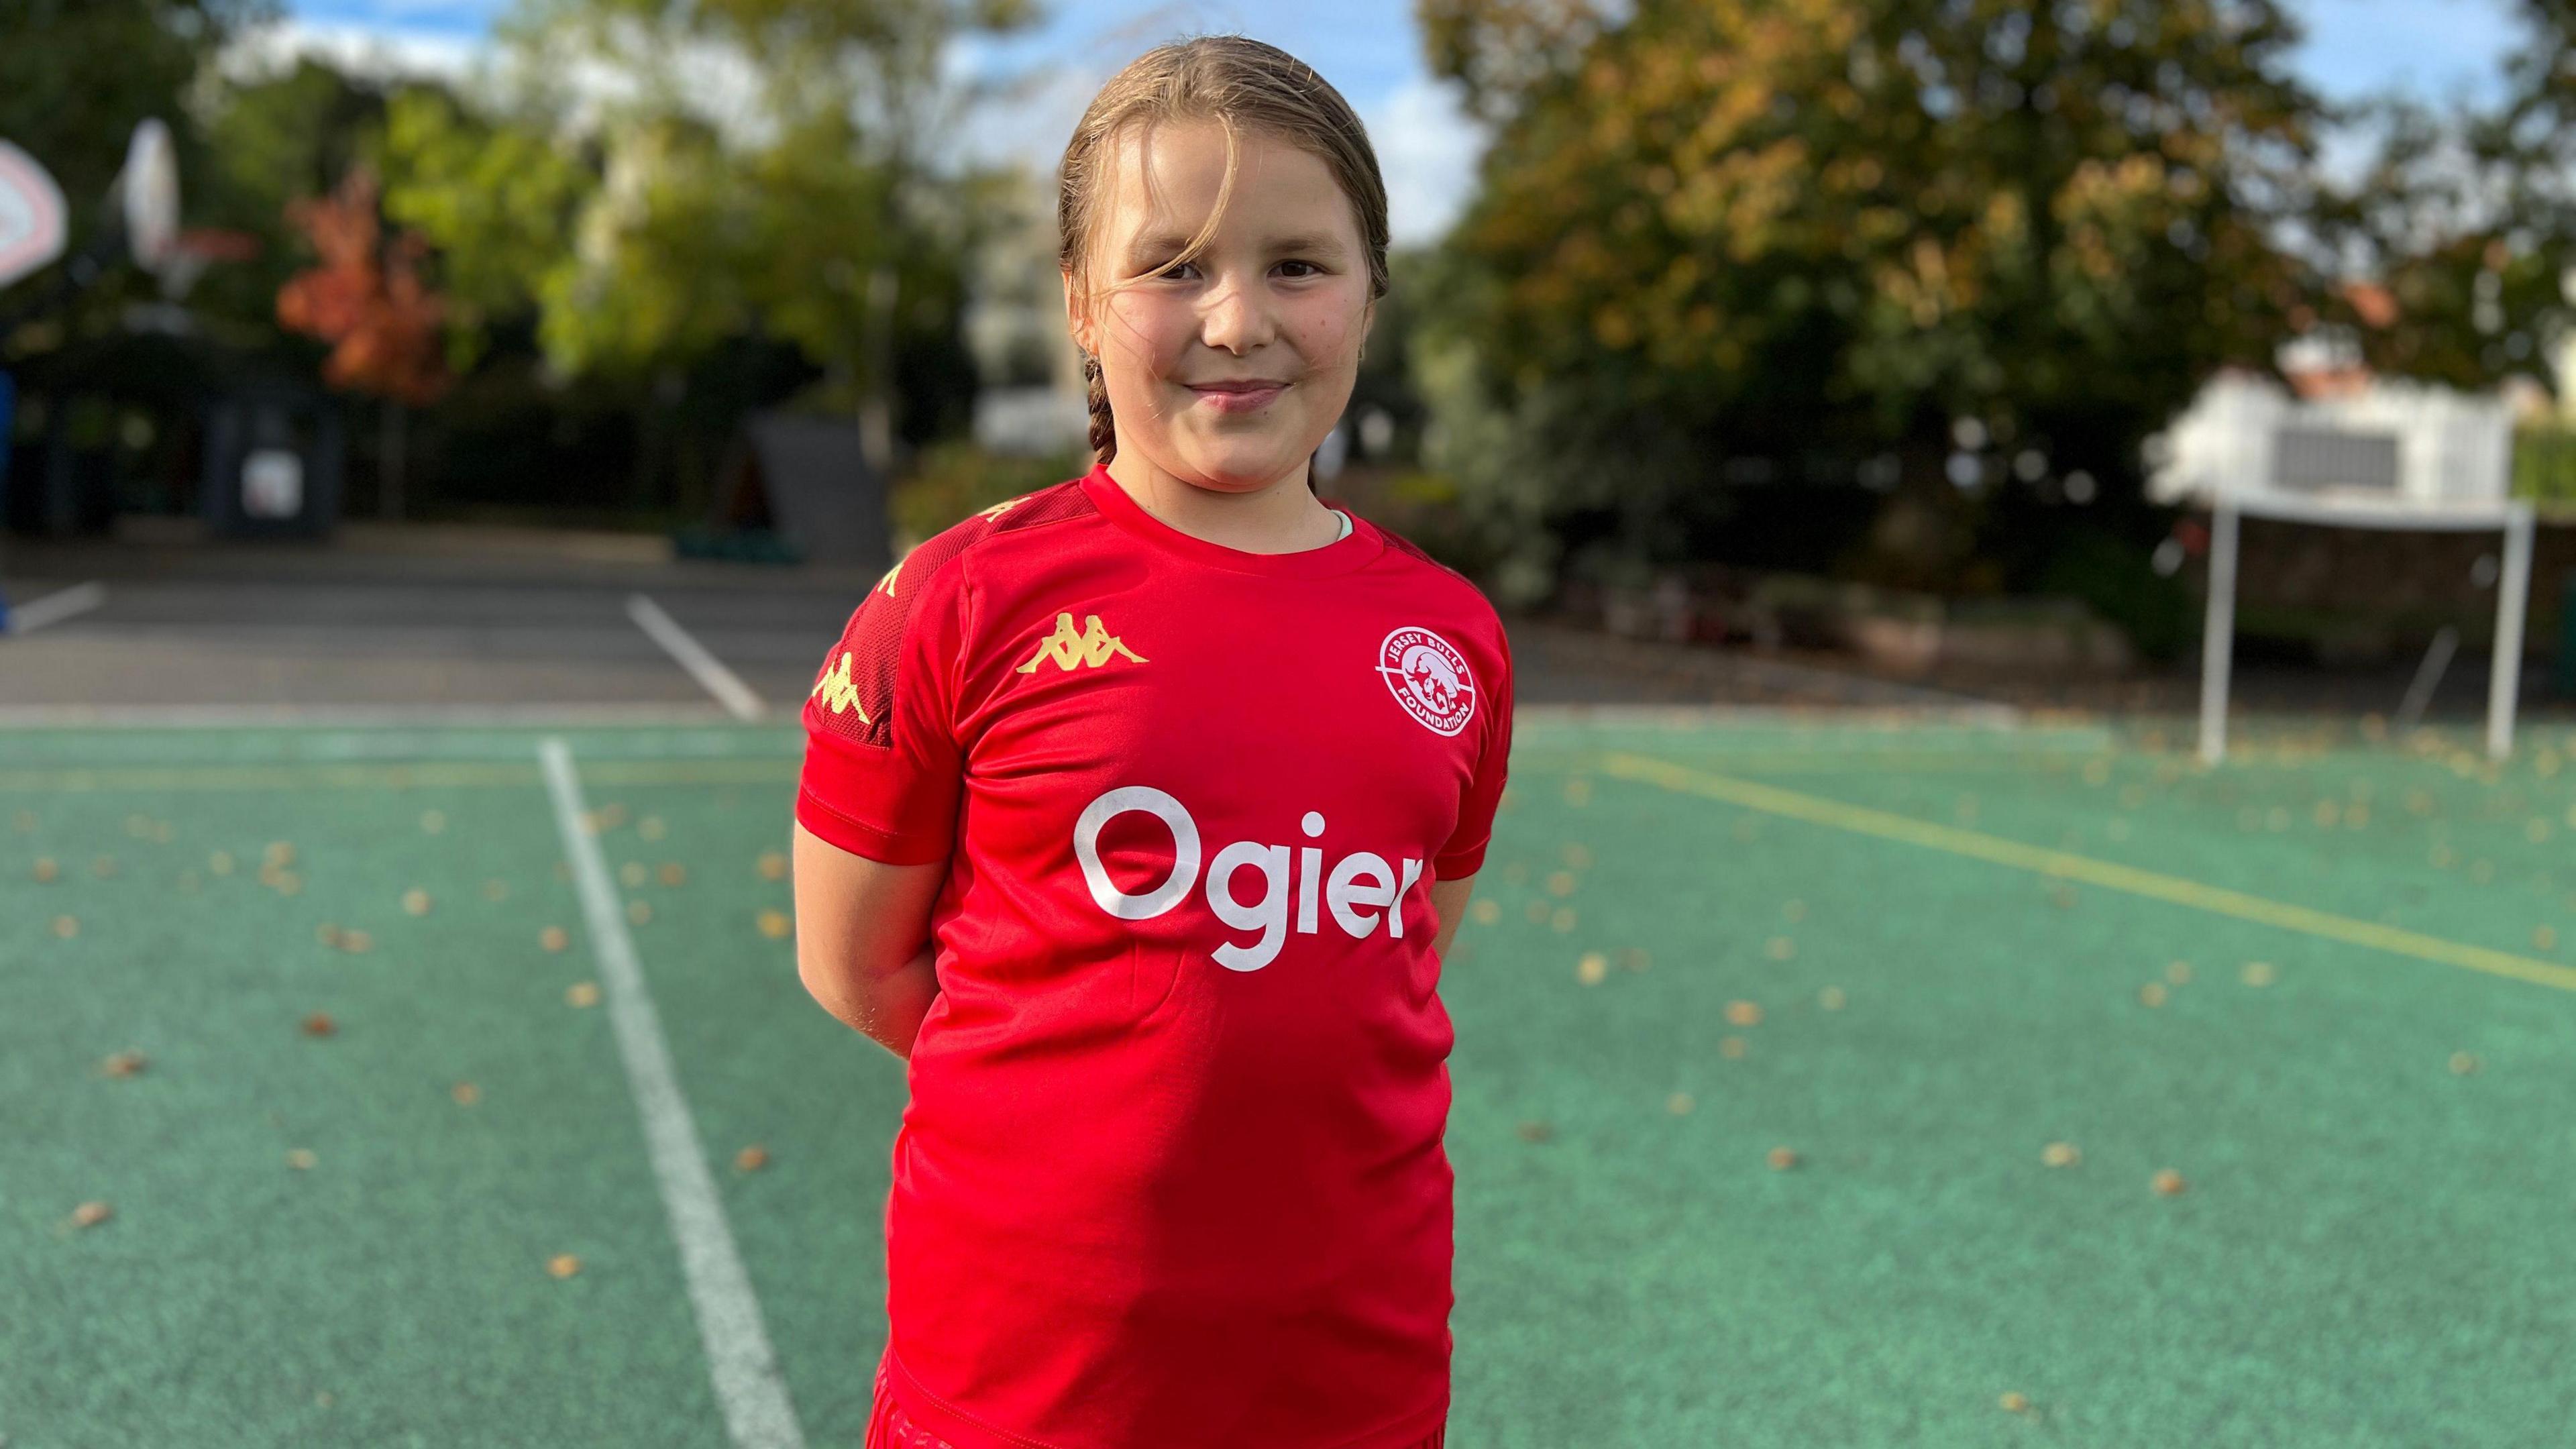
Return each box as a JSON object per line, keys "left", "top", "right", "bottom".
{"left": 1377, "top": 627, "right": 1476, "bottom": 736}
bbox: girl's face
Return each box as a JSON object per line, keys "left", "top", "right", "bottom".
{"left": 1066, "top": 117, "right": 1374, "bottom": 493}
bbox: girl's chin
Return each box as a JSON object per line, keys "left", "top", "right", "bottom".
{"left": 1163, "top": 443, "right": 1313, "bottom": 489}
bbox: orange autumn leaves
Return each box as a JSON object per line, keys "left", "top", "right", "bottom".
{"left": 276, "top": 166, "right": 449, "bottom": 408}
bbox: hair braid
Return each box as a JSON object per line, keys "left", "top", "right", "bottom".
{"left": 1081, "top": 350, "right": 1117, "bottom": 465}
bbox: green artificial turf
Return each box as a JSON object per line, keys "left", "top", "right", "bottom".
{"left": 3, "top": 717, "right": 2572, "bottom": 1446}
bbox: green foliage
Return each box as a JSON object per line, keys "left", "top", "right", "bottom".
{"left": 378, "top": 88, "right": 592, "bottom": 371}
{"left": 474, "top": 0, "right": 1030, "bottom": 407}
{"left": 2515, "top": 424, "right": 2576, "bottom": 506}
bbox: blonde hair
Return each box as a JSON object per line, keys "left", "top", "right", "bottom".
{"left": 1057, "top": 36, "right": 1391, "bottom": 466}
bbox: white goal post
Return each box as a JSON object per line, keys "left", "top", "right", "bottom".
{"left": 2152, "top": 370, "right": 2532, "bottom": 764}
{"left": 2196, "top": 493, "right": 2536, "bottom": 765}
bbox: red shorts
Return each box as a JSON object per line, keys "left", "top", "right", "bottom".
{"left": 862, "top": 1348, "right": 1448, "bottom": 1449}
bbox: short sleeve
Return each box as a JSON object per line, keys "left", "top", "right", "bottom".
{"left": 1433, "top": 624, "right": 1514, "bottom": 879}
{"left": 796, "top": 550, "right": 969, "bottom": 866}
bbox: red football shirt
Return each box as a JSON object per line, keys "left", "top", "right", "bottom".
{"left": 797, "top": 462, "right": 1514, "bottom": 1449}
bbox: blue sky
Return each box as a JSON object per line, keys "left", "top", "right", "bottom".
{"left": 275, "top": 0, "right": 2531, "bottom": 244}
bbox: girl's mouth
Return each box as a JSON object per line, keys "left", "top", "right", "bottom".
{"left": 1186, "top": 382, "right": 1287, "bottom": 413}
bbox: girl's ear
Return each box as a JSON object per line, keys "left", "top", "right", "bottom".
{"left": 1061, "top": 270, "right": 1096, "bottom": 357}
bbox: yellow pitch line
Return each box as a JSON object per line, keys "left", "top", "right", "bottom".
{"left": 0, "top": 759, "right": 799, "bottom": 794}
{"left": 1599, "top": 750, "right": 2576, "bottom": 995}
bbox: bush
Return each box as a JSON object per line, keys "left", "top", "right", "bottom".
{"left": 2034, "top": 528, "right": 2196, "bottom": 663}
{"left": 891, "top": 441, "right": 1086, "bottom": 549}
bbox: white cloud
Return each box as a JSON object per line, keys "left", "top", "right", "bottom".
{"left": 220, "top": 18, "right": 488, "bottom": 85}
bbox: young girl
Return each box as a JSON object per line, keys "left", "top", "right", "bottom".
{"left": 792, "top": 35, "right": 1512, "bottom": 1449}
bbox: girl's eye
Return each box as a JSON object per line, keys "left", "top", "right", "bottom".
{"left": 1148, "top": 260, "right": 1326, "bottom": 280}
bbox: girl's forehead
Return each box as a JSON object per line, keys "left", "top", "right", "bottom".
{"left": 1097, "top": 117, "right": 1354, "bottom": 244}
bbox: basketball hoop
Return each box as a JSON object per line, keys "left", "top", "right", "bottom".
{"left": 0, "top": 139, "right": 66, "bottom": 289}
{"left": 119, "top": 119, "right": 180, "bottom": 274}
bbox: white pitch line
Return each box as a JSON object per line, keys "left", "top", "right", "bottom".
{"left": 628, "top": 594, "right": 765, "bottom": 721}
{"left": 5, "top": 581, "right": 107, "bottom": 636}
{"left": 539, "top": 738, "right": 806, "bottom": 1449}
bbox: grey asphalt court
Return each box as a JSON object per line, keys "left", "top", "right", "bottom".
{"left": 0, "top": 528, "right": 1989, "bottom": 718}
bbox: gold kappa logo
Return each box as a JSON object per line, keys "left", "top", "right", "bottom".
{"left": 1016, "top": 612, "right": 1147, "bottom": 674}
{"left": 810, "top": 651, "right": 870, "bottom": 723}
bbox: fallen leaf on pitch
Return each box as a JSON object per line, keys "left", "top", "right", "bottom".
{"left": 659, "top": 863, "right": 686, "bottom": 887}
{"left": 402, "top": 889, "right": 431, "bottom": 916}
{"left": 33, "top": 857, "right": 58, "bottom": 882}
{"left": 757, "top": 910, "right": 791, "bottom": 940}
{"left": 736, "top": 1144, "right": 770, "bottom": 1172}
{"left": 302, "top": 1012, "right": 335, "bottom": 1036}
{"left": 566, "top": 982, "right": 600, "bottom": 1008}
{"left": 101, "top": 1051, "right": 146, "bottom": 1078}
{"left": 540, "top": 926, "right": 570, "bottom": 953}
{"left": 451, "top": 1081, "right": 481, "bottom": 1106}
{"left": 547, "top": 1254, "right": 581, "bottom": 1279}
{"left": 758, "top": 851, "right": 788, "bottom": 881}
{"left": 70, "top": 1201, "right": 113, "bottom": 1230}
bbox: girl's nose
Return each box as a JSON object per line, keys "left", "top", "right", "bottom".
{"left": 1197, "top": 274, "right": 1272, "bottom": 355}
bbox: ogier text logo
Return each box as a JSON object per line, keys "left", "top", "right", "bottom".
{"left": 1074, "top": 786, "right": 1425, "bottom": 972}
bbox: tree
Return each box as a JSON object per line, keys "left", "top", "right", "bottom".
{"left": 376, "top": 86, "right": 593, "bottom": 372}
{"left": 190, "top": 56, "right": 396, "bottom": 345}
{"left": 1415, "top": 0, "right": 2331, "bottom": 596}
{"left": 2301, "top": 2, "right": 2576, "bottom": 393}
{"left": 486, "top": 0, "right": 1040, "bottom": 472}
{"left": 276, "top": 164, "right": 449, "bottom": 515}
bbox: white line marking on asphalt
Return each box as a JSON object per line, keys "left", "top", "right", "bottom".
{"left": 627, "top": 594, "right": 765, "bottom": 720}
{"left": 539, "top": 737, "right": 806, "bottom": 1449}
{"left": 5, "top": 581, "right": 107, "bottom": 635}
